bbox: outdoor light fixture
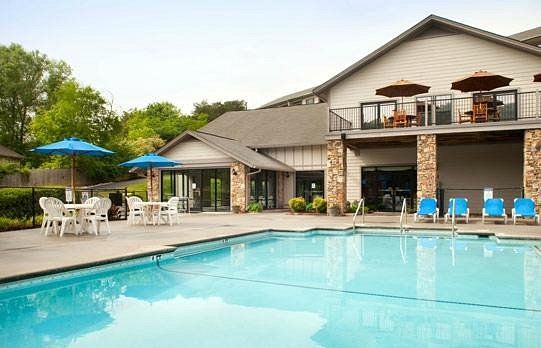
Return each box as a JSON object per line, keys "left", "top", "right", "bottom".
{"left": 232, "top": 169, "right": 238, "bottom": 176}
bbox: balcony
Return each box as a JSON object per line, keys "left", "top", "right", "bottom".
{"left": 329, "top": 91, "right": 541, "bottom": 133}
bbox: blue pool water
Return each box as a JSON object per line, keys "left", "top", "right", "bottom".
{"left": 1, "top": 230, "right": 540, "bottom": 347}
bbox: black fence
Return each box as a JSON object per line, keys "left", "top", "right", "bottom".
{"left": 0, "top": 186, "right": 149, "bottom": 229}
{"left": 329, "top": 91, "right": 540, "bottom": 132}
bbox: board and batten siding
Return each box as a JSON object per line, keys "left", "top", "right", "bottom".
{"left": 262, "top": 145, "right": 326, "bottom": 171}
{"left": 329, "top": 33, "right": 541, "bottom": 109}
{"left": 347, "top": 146, "right": 417, "bottom": 202}
{"left": 161, "top": 138, "right": 233, "bottom": 166}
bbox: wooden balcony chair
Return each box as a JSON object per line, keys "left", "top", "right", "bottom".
{"left": 459, "top": 110, "right": 472, "bottom": 123}
{"left": 392, "top": 110, "right": 408, "bottom": 127}
{"left": 383, "top": 116, "right": 392, "bottom": 128}
{"left": 472, "top": 103, "right": 488, "bottom": 123}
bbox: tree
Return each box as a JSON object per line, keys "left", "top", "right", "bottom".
{"left": 122, "top": 102, "right": 208, "bottom": 156}
{"left": 193, "top": 99, "right": 246, "bottom": 122}
{"left": 0, "top": 44, "right": 71, "bottom": 153}
{"left": 30, "top": 81, "right": 123, "bottom": 181}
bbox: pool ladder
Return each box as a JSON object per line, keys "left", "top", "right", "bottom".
{"left": 450, "top": 199, "right": 458, "bottom": 237}
{"left": 352, "top": 198, "right": 365, "bottom": 230}
{"left": 399, "top": 198, "right": 408, "bottom": 234}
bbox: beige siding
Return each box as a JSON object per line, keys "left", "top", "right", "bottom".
{"left": 347, "top": 146, "right": 416, "bottom": 201}
{"left": 329, "top": 33, "right": 541, "bottom": 109}
{"left": 262, "top": 145, "right": 326, "bottom": 170}
{"left": 439, "top": 142, "right": 523, "bottom": 214}
{"left": 161, "top": 138, "right": 233, "bottom": 165}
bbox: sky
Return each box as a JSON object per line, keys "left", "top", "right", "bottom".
{"left": 1, "top": 0, "right": 540, "bottom": 113}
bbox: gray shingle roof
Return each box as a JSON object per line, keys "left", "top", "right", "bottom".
{"left": 158, "top": 131, "right": 295, "bottom": 172}
{"left": 509, "top": 27, "right": 541, "bottom": 46}
{"left": 258, "top": 87, "right": 315, "bottom": 109}
{"left": 0, "top": 144, "right": 23, "bottom": 160}
{"left": 200, "top": 103, "right": 328, "bottom": 148}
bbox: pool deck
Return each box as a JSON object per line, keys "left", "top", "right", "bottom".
{"left": 0, "top": 212, "right": 539, "bottom": 284}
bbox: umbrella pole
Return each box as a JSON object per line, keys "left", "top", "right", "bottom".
{"left": 71, "top": 155, "right": 76, "bottom": 201}
{"left": 149, "top": 165, "right": 153, "bottom": 202}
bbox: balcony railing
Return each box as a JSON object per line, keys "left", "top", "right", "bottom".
{"left": 329, "top": 91, "right": 541, "bottom": 132}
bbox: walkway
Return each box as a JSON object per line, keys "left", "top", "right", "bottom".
{"left": 0, "top": 212, "right": 539, "bottom": 283}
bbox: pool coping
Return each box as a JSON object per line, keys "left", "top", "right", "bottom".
{"left": 0, "top": 225, "right": 539, "bottom": 285}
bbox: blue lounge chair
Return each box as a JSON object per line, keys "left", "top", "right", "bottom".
{"left": 414, "top": 198, "right": 439, "bottom": 223}
{"left": 512, "top": 198, "right": 539, "bottom": 225}
{"left": 482, "top": 198, "right": 507, "bottom": 224}
{"left": 444, "top": 198, "right": 469, "bottom": 223}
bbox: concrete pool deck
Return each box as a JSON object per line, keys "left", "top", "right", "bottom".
{"left": 0, "top": 212, "right": 540, "bottom": 283}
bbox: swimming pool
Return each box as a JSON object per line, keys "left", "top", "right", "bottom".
{"left": 1, "top": 230, "right": 540, "bottom": 347}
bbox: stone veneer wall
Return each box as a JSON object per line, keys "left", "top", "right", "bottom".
{"left": 231, "top": 161, "right": 248, "bottom": 212}
{"left": 147, "top": 168, "right": 160, "bottom": 201}
{"left": 417, "top": 134, "right": 438, "bottom": 202}
{"left": 326, "top": 140, "right": 347, "bottom": 214}
{"left": 524, "top": 129, "right": 541, "bottom": 212}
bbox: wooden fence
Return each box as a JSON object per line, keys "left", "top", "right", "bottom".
{"left": 0, "top": 169, "right": 94, "bottom": 187}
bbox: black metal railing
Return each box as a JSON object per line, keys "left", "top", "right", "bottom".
{"left": 329, "top": 91, "right": 540, "bottom": 132}
{"left": 0, "top": 186, "right": 135, "bottom": 231}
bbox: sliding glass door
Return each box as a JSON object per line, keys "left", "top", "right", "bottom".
{"left": 161, "top": 168, "right": 230, "bottom": 212}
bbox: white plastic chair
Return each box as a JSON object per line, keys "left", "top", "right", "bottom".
{"left": 84, "top": 197, "right": 100, "bottom": 206}
{"left": 84, "top": 198, "right": 112, "bottom": 235}
{"left": 159, "top": 197, "right": 181, "bottom": 226}
{"left": 127, "top": 196, "right": 145, "bottom": 225}
{"left": 44, "top": 197, "right": 77, "bottom": 237}
{"left": 39, "top": 196, "right": 51, "bottom": 234}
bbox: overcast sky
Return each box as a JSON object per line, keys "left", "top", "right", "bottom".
{"left": 1, "top": 0, "right": 540, "bottom": 113}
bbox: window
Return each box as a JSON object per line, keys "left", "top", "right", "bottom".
{"left": 360, "top": 101, "right": 397, "bottom": 129}
{"left": 473, "top": 90, "right": 517, "bottom": 121}
{"left": 304, "top": 97, "right": 315, "bottom": 105}
{"left": 416, "top": 94, "right": 452, "bottom": 125}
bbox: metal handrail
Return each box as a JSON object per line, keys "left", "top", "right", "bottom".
{"left": 399, "top": 198, "right": 408, "bottom": 234}
{"left": 352, "top": 198, "right": 365, "bottom": 230}
{"left": 451, "top": 198, "right": 457, "bottom": 237}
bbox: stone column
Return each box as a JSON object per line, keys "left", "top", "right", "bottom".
{"left": 231, "top": 161, "right": 248, "bottom": 212}
{"left": 147, "top": 168, "right": 160, "bottom": 201}
{"left": 524, "top": 129, "right": 541, "bottom": 212}
{"left": 417, "top": 134, "right": 438, "bottom": 202}
{"left": 326, "top": 140, "right": 347, "bottom": 215}
{"left": 276, "top": 172, "right": 285, "bottom": 209}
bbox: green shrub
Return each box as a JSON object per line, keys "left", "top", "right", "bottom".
{"left": 312, "top": 197, "right": 327, "bottom": 214}
{"left": 288, "top": 197, "right": 306, "bottom": 213}
{"left": 0, "top": 216, "right": 35, "bottom": 232}
{"left": 305, "top": 202, "right": 314, "bottom": 212}
{"left": 247, "top": 201, "right": 263, "bottom": 213}
{"left": 346, "top": 200, "right": 370, "bottom": 214}
{"left": 0, "top": 187, "right": 64, "bottom": 220}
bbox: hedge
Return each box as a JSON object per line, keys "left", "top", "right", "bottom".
{"left": 0, "top": 187, "right": 65, "bottom": 220}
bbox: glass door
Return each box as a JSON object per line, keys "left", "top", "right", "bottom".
{"left": 296, "top": 171, "right": 324, "bottom": 203}
{"left": 362, "top": 166, "right": 416, "bottom": 212}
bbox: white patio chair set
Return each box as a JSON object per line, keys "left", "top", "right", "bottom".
{"left": 39, "top": 196, "right": 112, "bottom": 237}
{"left": 126, "top": 196, "right": 181, "bottom": 226}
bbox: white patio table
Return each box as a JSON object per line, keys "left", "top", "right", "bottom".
{"left": 65, "top": 203, "right": 94, "bottom": 234}
{"left": 137, "top": 201, "right": 168, "bottom": 225}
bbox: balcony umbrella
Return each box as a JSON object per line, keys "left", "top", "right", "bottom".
{"left": 534, "top": 73, "right": 541, "bottom": 82}
{"left": 119, "top": 153, "right": 180, "bottom": 201}
{"left": 451, "top": 70, "right": 513, "bottom": 93}
{"left": 32, "top": 137, "right": 114, "bottom": 195}
{"left": 376, "top": 79, "right": 431, "bottom": 104}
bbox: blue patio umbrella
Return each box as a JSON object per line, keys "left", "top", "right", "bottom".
{"left": 32, "top": 137, "right": 114, "bottom": 192}
{"left": 119, "top": 153, "right": 180, "bottom": 200}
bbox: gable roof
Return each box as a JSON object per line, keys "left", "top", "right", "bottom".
{"left": 259, "top": 87, "right": 315, "bottom": 109}
{"left": 314, "top": 15, "right": 541, "bottom": 94}
{"left": 200, "top": 103, "right": 328, "bottom": 148}
{"left": 158, "top": 130, "right": 294, "bottom": 172}
{"left": 509, "top": 26, "right": 541, "bottom": 46}
{"left": 0, "top": 144, "right": 24, "bottom": 160}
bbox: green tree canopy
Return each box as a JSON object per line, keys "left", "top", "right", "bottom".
{"left": 193, "top": 99, "right": 246, "bottom": 122}
{"left": 0, "top": 43, "right": 71, "bottom": 152}
{"left": 30, "top": 81, "right": 124, "bottom": 181}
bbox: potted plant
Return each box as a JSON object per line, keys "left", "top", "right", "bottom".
{"left": 232, "top": 205, "right": 241, "bottom": 214}
{"left": 328, "top": 204, "right": 340, "bottom": 216}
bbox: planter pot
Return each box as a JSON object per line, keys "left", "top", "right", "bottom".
{"left": 328, "top": 206, "right": 340, "bottom": 216}
{"left": 232, "top": 206, "right": 241, "bottom": 214}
